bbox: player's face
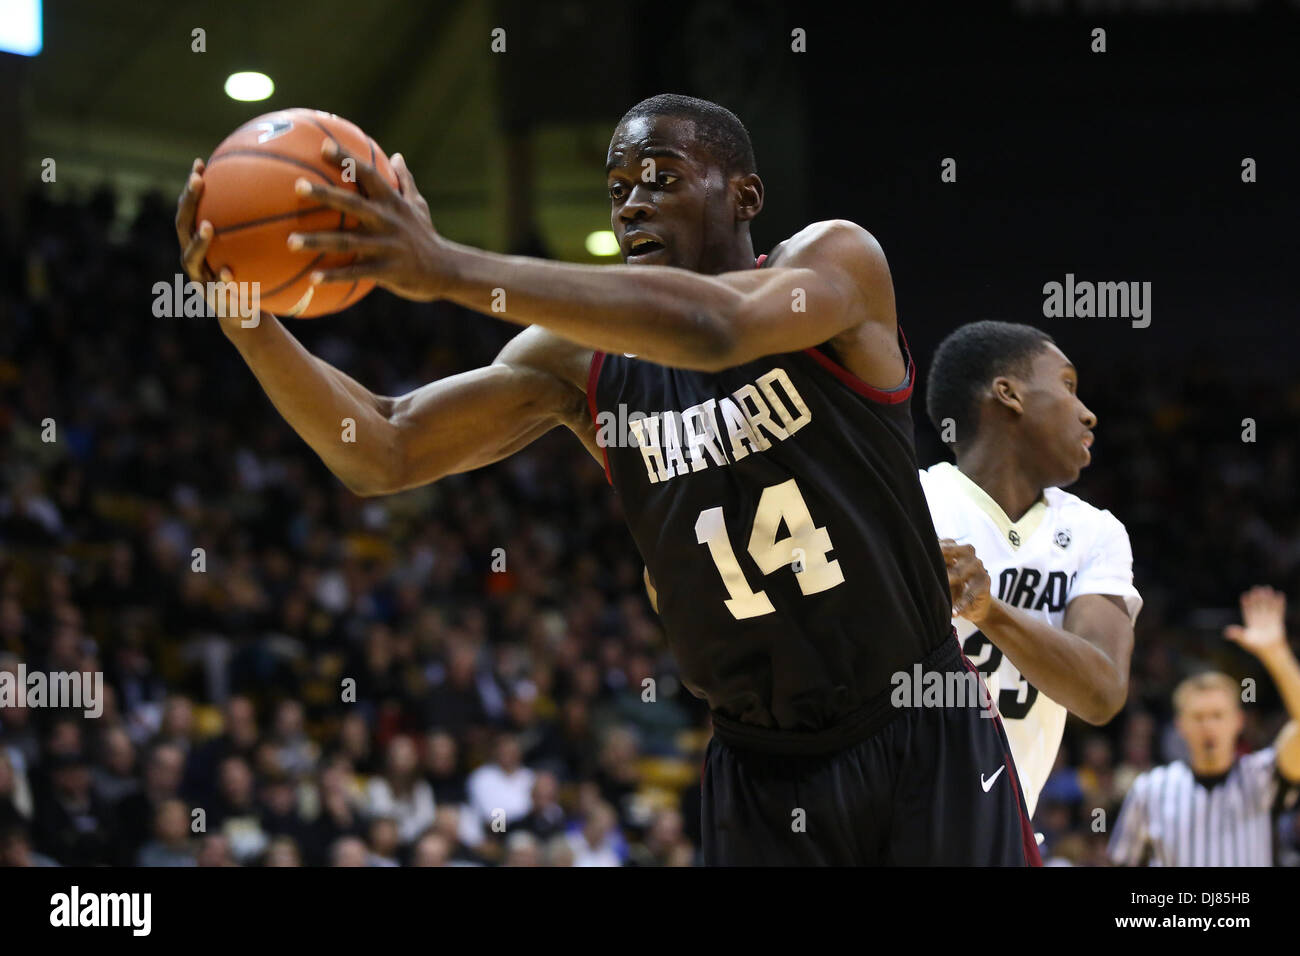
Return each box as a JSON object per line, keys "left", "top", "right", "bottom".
{"left": 1176, "top": 689, "right": 1244, "bottom": 774}
{"left": 1017, "top": 344, "right": 1097, "bottom": 487}
{"left": 606, "top": 115, "right": 732, "bottom": 272}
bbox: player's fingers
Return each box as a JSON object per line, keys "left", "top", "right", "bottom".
{"left": 391, "top": 153, "right": 433, "bottom": 224}
{"left": 391, "top": 152, "right": 416, "bottom": 197}
{"left": 946, "top": 553, "right": 975, "bottom": 581}
{"left": 1223, "top": 624, "right": 1246, "bottom": 643}
{"left": 289, "top": 230, "right": 394, "bottom": 256}
{"left": 955, "top": 580, "right": 977, "bottom": 614}
{"left": 1256, "top": 586, "right": 1282, "bottom": 607}
{"left": 181, "top": 220, "right": 215, "bottom": 281}
{"left": 951, "top": 553, "right": 981, "bottom": 581}
{"left": 950, "top": 557, "right": 988, "bottom": 612}
{"left": 946, "top": 568, "right": 971, "bottom": 607}
{"left": 310, "top": 260, "right": 391, "bottom": 285}
{"left": 175, "top": 167, "right": 204, "bottom": 246}
{"left": 294, "top": 178, "right": 388, "bottom": 227}
{"left": 321, "top": 138, "right": 400, "bottom": 205}
{"left": 939, "top": 540, "right": 965, "bottom": 566}
{"left": 940, "top": 540, "right": 975, "bottom": 560}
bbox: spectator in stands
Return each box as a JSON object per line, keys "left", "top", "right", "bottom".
{"left": 567, "top": 801, "right": 622, "bottom": 867}
{"left": 32, "top": 751, "right": 114, "bottom": 866}
{"left": 421, "top": 729, "right": 467, "bottom": 805}
{"left": 184, "top": 696, "right": 260, "bottom": 806}
{"left": 137, "top": 797, "right": 196, "bottom": 866}
{"left": 366, "top": 735, "right": 436, "bottom": 847}
{"left": 94, "top": 725, "right": 139, "bottom": 805}
{"left": 209, "top": 755, "right": 267, "bottom": 864}
{"left": 410, "top": 831, "right": 452, "bottom": 867}
{"left": 467, "top": 732, "right": 534, "bottom": 831}
{"left": 516, "top": 769, "right": 567, "bottom": 841}
{"left": 366, "top": 816, "right": 402, "bottom": 867}
{"left": 113, "top": 741, "right": 185, "bottom": 865}
{"left": 264, "top": 835, "right": 303, "bottom": 866}
{"left": 330, "top": 835, "right": 369, "bottom": 867}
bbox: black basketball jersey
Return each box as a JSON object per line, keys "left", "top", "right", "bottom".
{"left": 587, "top": 256, "right": 952, "bottom": 746}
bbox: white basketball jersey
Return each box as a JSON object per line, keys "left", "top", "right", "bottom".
{"left": 919, "top": 462, "right": 1142, "bottom": 818}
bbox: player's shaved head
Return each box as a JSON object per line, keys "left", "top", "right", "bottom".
{"left": 617, "top": 93, "right": 756, "bottom": 177}
{"left": 926, "top": 320, "right": 1057, "bottom": 447}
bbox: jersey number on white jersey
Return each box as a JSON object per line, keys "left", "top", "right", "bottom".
{"left": 963, "top": 629, "right": 1039, "bottom": 719}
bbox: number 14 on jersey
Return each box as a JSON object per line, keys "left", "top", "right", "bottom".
{"left": 694, "top": 478, "right": 845, "bottom": 620}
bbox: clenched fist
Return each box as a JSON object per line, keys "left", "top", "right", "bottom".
{"left": 940, "top": 538, "right": 993, "bottom": 625}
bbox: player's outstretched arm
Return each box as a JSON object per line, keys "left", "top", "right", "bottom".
{"left": 228, "top": 319, "right": 592, "bottom": 496}
{"left": 943, "top": 539, "right": 1134, "bottom": 725}
{"left": 292, "top": 141, "right": 894, "bottom": 376}
{"left": 176, "top": 166, "right": 594, "bottom": 496}
{"left": 1224, "top": 586, "right": 1300, "bottom": 781}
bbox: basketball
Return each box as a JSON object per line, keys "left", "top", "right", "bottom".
{"left": 195, "top": 107, "right": 400, "bottom": 318}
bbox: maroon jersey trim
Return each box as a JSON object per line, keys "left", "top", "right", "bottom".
{"left": 586, "top": 350, "right": 613, "bottom": 485}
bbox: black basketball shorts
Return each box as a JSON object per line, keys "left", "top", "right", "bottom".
{"left": 700, "top": 637, "right": 1041, "bottom": 866}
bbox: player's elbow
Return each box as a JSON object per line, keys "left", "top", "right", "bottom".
{"left": 340, "top": 455, "right": 407, "bottom": 498}
{"left": 343, "top": 477, "right": 390, "bottom": 498}
{"left": 1081, "top": 675, "right": 1129, "bottom": 726}
{"left": 345, "top": 415, "right": 439, "bottom": 497}
{"left": 681, "top": 309, "right": 742, "bottom": 372}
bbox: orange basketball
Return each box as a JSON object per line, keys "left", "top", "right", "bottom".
{"left": 196, "top": 108, "right": 399, "bottom": 318}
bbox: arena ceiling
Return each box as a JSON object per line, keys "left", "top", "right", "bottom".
{"left": 17, "top": 0, "right": 637, "bottom": 258}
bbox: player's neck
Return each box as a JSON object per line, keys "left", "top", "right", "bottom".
{"left": 702, "top": 236, "right": 758, "bottom": 274}
{"left": 953, "top": 443, "right": 1046, "bottom": 523}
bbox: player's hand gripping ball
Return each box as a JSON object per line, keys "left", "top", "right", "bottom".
{"left": 192, "top": 108, "right": 400, "bottom": 318}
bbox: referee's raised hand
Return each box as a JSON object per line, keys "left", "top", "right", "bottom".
{"left": 1224, "top": 586, "right": 1288, "bottom": 659}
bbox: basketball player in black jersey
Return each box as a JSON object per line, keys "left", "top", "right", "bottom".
{"left": 176, "top": 94, "right": 1039, "bottom": 865}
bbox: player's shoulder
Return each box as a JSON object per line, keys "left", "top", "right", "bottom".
{"left": 1043, "top": 485, "right": 1130, "bottom": 541}
{"left": 919, "top": 460, "right": 953, "bottom": 489}
{"left": 917, "top": 460, "right": 954, "bottom": 500}
{"left": 767, "top": 220, "right": 887, "bottom": 273}
{"left": 917, "top": 462, "right": 968, "bottom": 525}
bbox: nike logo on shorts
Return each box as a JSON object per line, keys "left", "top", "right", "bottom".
{"left": 981, "top": 765, "right": 1005, "bottom": 792}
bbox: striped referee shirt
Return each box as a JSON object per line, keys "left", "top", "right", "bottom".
{"left": 1108, "top": 748, "right": 1277, "bottom": 866}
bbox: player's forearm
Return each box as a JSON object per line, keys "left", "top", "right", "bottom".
{"left": 219, "top": 314, "right": 397, "bottom": 495}
{"left": 438, "top": 240, "right": 744, "bottom": 370}
{"left": 1263, "top": 643, "right": 1300, "bottom": 778}
{"left": 1259, "top": 641, "right": 1300, "bottom": 724}
{"left": 974, "top": 599, "right": 1126, "bottom": 724}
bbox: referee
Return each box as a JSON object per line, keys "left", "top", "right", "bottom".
{"left": 1109, "top": 586, "right": 1300, "bottom": 866}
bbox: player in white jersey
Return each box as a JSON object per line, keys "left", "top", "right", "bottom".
{"left": 918, "top": 321, "right": 1142, "bottom": 819}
